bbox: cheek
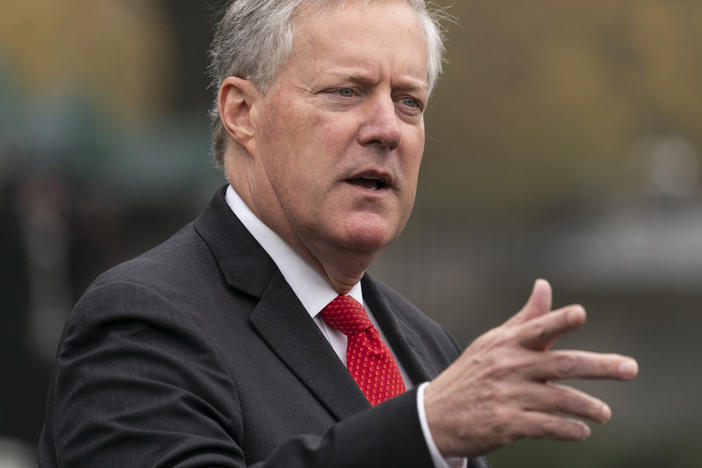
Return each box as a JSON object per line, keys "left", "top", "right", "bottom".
{"left": 295, "top": 115, "right": 357, "bottom": 181}
{"left": 402, "top": 132, "right": 425, "bottom": 183}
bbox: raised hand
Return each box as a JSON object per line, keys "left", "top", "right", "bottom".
{"left": 424, "top": 279, "right": 639, "bottom": 457}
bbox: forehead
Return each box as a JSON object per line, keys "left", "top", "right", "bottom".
{"left": 286, "top": 0, "right": 429, "bottom": 83}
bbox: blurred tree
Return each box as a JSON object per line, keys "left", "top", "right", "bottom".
{"left": 0, "top": 0, "right": 174, "bottom": 124}
{"left": 421, "top": 0, "right": 702, "bottom": 228}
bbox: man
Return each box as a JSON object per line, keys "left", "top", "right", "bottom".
{"left": 38, "top": 1, "right": 638, "bottom": 467}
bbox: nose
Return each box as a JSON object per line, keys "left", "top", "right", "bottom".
{"left": 358, "top": 95, "right": 401, "bottom": 151}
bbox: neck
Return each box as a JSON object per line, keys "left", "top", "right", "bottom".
{"left": 306, "top": 246, "right": 379, "bottom": 294}
{"left": 225, "top": 154, "right": 378, "bottom": 295}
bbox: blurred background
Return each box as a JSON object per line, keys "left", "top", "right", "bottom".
{"left": 1, "top": 1, "right": 700, "bottom": 466}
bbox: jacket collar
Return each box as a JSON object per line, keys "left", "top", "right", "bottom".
{"left": 194, "top": 186, "right": 277, "bottom": 298}
{"left": 194, "top": 186, "right": 433, "bottom": 419}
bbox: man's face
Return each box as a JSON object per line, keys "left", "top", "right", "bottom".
{"left": 247, "top": 0, "right": 428, "bottom": 269}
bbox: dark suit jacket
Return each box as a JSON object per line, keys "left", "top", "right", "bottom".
{"left": 38, "top": 186, "right": 489, "bottom": 467}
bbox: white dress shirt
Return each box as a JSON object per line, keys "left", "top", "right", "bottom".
{"left": 225, "top": 185, "right": 464, "bottom": 468}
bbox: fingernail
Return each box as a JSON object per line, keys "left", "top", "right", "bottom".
{"left": 619, "top": 360, "right": 638, "bottom": 378}
{"left": 600, "top": 403, "right": 611, "bottom": 423}
{"left": 567, "top": 306, "right": 584, "bottom": 325}
{"left": 581, "top": 424, "right": 591, "bottom": 440}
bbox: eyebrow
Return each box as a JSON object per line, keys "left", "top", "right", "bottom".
{"left": 323, "top": 68, "right": 429, "bottom": 93}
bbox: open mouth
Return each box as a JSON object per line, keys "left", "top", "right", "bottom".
{"left": 346, "top": 177, "right": 390, "bottom": 191}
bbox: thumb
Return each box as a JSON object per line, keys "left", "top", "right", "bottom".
{"left": 505, "top": 278, "right": 552, "bottom": 326}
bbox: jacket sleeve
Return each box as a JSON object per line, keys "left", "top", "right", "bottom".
{"left": 38, "top": 280, "right": 437, "bottom": 468}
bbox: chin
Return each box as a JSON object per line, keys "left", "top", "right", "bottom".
{"left": 338, "top": 220, "right": 401, "bottom": 254}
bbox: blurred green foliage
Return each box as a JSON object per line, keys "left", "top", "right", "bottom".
{"left": 421, "top": 0, "right": 702, "bottom": 227}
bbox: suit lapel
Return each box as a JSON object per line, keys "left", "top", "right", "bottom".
{"left": 195, "top": 187, "right": 370, "bottom": 420}
{"left": 249, "top": 272, "right": 371, "bottom": 420}
{"left": 362, "top": 275, "right": 436, "bottom": 384}
{"left": 194, "top": 186, "right": 277, "bottom": 298}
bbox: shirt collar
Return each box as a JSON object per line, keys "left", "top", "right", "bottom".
{"left": 225, "top": 185, "right": 363, "bottom": 318}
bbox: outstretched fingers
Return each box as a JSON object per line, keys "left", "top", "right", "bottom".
{"left": 515, "top": 411, "right": 592, "bottom": 442}
{"left": 519, "top": 382, "right": 611, "bottom": 424}
{"left": 504, "top": 279, "right": 553, "bottom": 327}
{"left": 524, "top": 350, "right": 639, "bottom": 382}
{"left": 517, "top": 305, "right": 586, "bottom": 350}
{"left": 425, "top": 278, "right": 640, "bottom": 457}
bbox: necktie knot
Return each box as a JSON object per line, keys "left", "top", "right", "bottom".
{"left": 320, "top": 295, "right": 372, "bottom": 336}
{"left": 319, "top": 294, "right": 406, "bottom": 406}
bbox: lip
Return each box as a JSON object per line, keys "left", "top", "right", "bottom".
{"left": 343, "top": 168, "right": 395, "bottom": 192}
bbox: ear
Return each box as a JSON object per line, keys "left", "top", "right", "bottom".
{"left": 217, "top": 76, "right": 262, "bottom": 157}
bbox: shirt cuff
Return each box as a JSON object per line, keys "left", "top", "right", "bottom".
{"left": 416, "top": 382, "right": 467, "bottom": 468}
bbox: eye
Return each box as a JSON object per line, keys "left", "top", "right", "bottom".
{"left": 400, "top": 97, "right": 420, "bottom": 109}
{"left": 338, "top": 88, "right": 355, "bottom": 97}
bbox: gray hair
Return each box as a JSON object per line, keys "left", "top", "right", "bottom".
{"left": 208, "top": 0, "right": 447, "bottom": 167}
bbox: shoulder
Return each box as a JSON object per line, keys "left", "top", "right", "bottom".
{"left": 42, "top": 222, "right": 245, "bottom": 467}
{"left": 63, "top": 222, "right": 216, "bottom": 347}
{"left": 90, "top": 222, "right": 214, "bottom": 297}
{"left": 61, "top": 218, "right": 245, "bottom": 363}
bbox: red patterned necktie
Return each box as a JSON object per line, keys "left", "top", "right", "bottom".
{"left": 320, "top": 295, "right": 406, "bottom": 406}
